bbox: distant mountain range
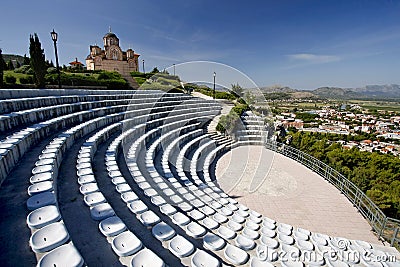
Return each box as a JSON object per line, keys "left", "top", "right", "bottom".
{"left": 259, "top": 84, "right": 400, "bottom": 100}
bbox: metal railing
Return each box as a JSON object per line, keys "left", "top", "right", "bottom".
{"left": 265, "top": 140, "right": 400, "bottom": 248}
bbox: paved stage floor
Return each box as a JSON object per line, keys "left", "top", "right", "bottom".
{"left": 215, "top": 145, "right": 382, "bottom": 244}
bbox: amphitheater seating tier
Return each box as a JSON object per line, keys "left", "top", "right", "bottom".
{"left": 0, "top": 89, "right": 398, "bottom": 267}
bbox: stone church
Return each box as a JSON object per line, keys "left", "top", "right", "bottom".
{"left": 86, "top": 31, "right": 140, "bottom": 73}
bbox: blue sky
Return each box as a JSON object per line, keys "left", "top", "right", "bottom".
{"left": 1, "top": 0, "right": 400, "bottom": 89}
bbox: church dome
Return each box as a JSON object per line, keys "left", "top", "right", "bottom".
{"left": 104, "top": 32, "right": 117, "bottom": 39}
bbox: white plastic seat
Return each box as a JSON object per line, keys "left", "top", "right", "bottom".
{"left": 191, "top": 249, "right": 220, "bottom": 267}
{"left": 277, "top": 224, "right": 292, "bottom": 236}
{"left": 35, "top": 158, "right": 54, "bottom": 167}
{"left": 195, "top": 200, "right": 213, "bottom": 213}
{"left": 311, "top": 234, "right": 328, "bottom": 246}
{"left": 219, "top": 207, "right": 233, "bottom": 216}
{"left": 190, "top": 199, "right": 205, "bottom": 208}
{"left": 77, "top": 174, "right": 96, "bottom": 185}
{"left": 297, "top": 239, "right": 314, "bottom": 251}
{"left": 170, "top": 195, "right": 183, "bottom": 204}
{"left": 152, "top": 222, "right": 176, "bottom": 241}
{"left": 27, "top": 192, "right": 56, "bottom": 210}
{"left": 37, "top": 243, "right": 83, "bottom": 267}
{"left": 262, "top": 217, "right": 276, "bottom": 225}
{"left": 227, "top": 220, "right": 243, "bottom": 232}
{"left": 235, "top": 234, "right": 256, "bottom": 250}
{"left": 111, "top": 176, "right": 125, "bottom": 185}
{"left": 261, "top": 227, "right": 276, "bottom": 238}
{"left": 261, "top": 236, "right": 279, "bottom": 249}
{"left": 278, "top": 233, "right": 295, "bottom": 245}
{"left": 121, "top": 191, "right": 139, "bottom": 203}
{"left": 79, "top": 183, "right": 99, "bottom": 195}
{"left": 76, "top": 162, "right": 91, "bottom": 169}
{"left": 77, "top": 168, "right": 93, "bottom": 177}
{"left": 218, "top": 226, "right": 236, "bottom": 240}
{"left": 177, "top": 202, "right": 193, "bottom": 212}
{"left": 201, "top": 217, "right": 219, "bottom": 230}
{"left": 99, "top": 216, "right": 126, "bottom": 237}
{"left": 112, "top": 231, "right": 142, "bottom": 257}
{"left": 27, "top": 205, "right": 61, "bottom": 229}
{"left": 159, "top": 204, "right": 177, "bottom": 215}
{"left": 128, "top": 200, "right": 148, "bottom": 214}
{"left": 294, "top": 230, "right": 309, "bottom": 241}
{"left": 116, "top": 183, "right": 131, "bottom": 193}
{"left": 168, "top": 235, "right": 194, "bottom": 258}
{"left": 232, "top": 214, "right": 246, "bottom": 224}
{"left": 130, "top": 248, "right": 165, "bottom": 267}
{"left": 90, "top": 203, "right": 115, "bottom": 221}
{"left": 203, "top": 232, "right": 225, "bottom": 251}
{"left": 246, "top": 220, "right": 260, "bottom": 231}
{"left": 27, "top": 181, "right": 53, "bottom": 196}
{"left": 210, "top": 201, "right": 223, "bottom": 209}
{"left": 186, "top": 222, "right": 206, "bottom": 238}
{"left": 30, "top": 172, "right": 53, "bottom": 183}
{"left": 224, "top": 244, "right": 249, "bottom": 265}
{"left": 139, "top": 210, "right": 160, "bottom": 227}
{"left": 144, "top": 188, "right": 158, "bottom": 197}
{"left": 243, "top": 227, "right": 260, "bottom": 240}
{"left": 32, "top": 165, "right": 53, "bottom": 175}
{"left": 30, "top": 222, "right": 69, "bottom": 253}
{"left": 249, "top": 215, "right": 262, "bottom": 224}
{"left": 84, "top": 192, "right": 106, "bottom": 206}
{"left": 172, "top": 212, "right": 190, "bottom": 226}
{"left": 213, "top": 213, "right": 228, "bottom": 224}
{"left": 151, "top": 195, "right": 166, "bottom": 206}
{"left": 189, "top": 209, "right": 205, "bottom": 220}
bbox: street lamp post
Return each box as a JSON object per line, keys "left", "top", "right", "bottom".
{"left": 213, "top": 72, "right": 216, "bottom": 99}
{"left": 142, "top": 59, "right": 145, "bottom": 74}
{"left": 173, "top": 63, "right": 175, "bottom": 76}
{"left": 50, "top": 29, "right": 61, "bottom": 89}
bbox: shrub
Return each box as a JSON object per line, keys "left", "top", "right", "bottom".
{"left": 14, "top": 65, "right": 31, "bottom": 74}
{"left": 19, "top": 76, "right": 34, "bottom": 84}
{"left": 5, "top": 76, "right": 16, "bottom": 84}
{"left": 97, "top": 71, "right": 122, "bottom": 80}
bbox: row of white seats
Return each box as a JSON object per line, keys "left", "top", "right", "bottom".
{"left": 25, "top": 115, "right": 125, "bottom": 265}
{"left": 23, "top": 93, "right": 200, "bottom": 265}
{"left": 102, "top": 111, "right": 221, "bottom": 265}
{"left": 0, "top": 91, "right": 177, "bottom": 114}
{"left": 0, "top": 94, "right": 193, "bottom": 133}
{"left": 0, "top": 96, "right": 213, "bottom": 184}
{"left": 157, "top": 128, "right": 399, "bottom": 267}
{"left": 117, "top": 119, "right": 224, "bottom": 266}
{"left": 77, "top": 103, "right": 221, "bottom": 266}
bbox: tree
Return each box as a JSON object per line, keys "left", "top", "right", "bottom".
{"left": 231, "top": 83, "right": 243, "bottom": 98}
{"left": 7, "top": 60, "right": 14, "bottom": 70}
{"left": 29, "top": 33, "right": 47, "bottom": 88}
{"left": 23, "top": 54, "right": 30, "bottom": 65}
{"left": 151, "top": 67, "right": 160, "bottom": 74}
{"left": 0, "top": 49, "right": 4, "bottom": 88}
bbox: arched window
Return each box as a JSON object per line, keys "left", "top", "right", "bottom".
{"left": 112, "top": 50, "right": 118, "bottom": 60}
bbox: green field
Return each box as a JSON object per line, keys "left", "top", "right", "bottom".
{"left": 3, "top": 70, "right": 32, "bottom": 84}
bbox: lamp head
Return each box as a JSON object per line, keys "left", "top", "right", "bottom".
{"left": 50, "top": 29, "right": 58, "bottom": 42}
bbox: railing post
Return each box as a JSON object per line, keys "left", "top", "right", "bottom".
{"left": 378, "top": 216, "right": 388, "bottom": 240}
{"left": 390, "top": 227, "right": 399, "bottom": 247}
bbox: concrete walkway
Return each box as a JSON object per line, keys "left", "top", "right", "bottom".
{"left": 215, "top": 145, "right": 382, "bottom": 244}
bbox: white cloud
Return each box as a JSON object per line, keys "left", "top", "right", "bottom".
{"left": 287, "top": 53, "right": 341, "bottom": 64}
